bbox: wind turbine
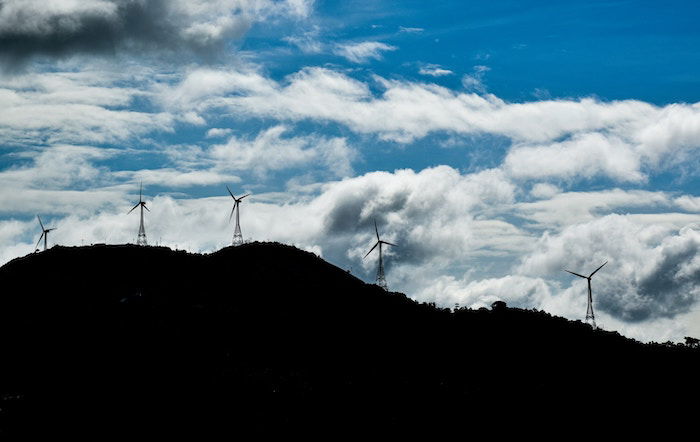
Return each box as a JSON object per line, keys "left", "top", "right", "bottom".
{"left": 564, "top": 261, "right": 607, "bottom": 329}
{"left": 364, "top": 219, "right": 397, "bottom": 291}
{"left": 35, "top": 216, "right": 56, "bottom": 251}
{"left": 227, "top": 185, "right": 250, "bottom": 246}
{"left": 128, "top": 182, "right": 149, "bottom": 246}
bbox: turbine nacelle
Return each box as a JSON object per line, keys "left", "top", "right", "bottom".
{"left": 363, "top": 220, "right": 397, "bottom": 258}
{"left": 564, "top": 261, "right": 607, "bottom": 280}
{"left": 226, "top": 185, "right": 249, "bottom": 221}
{"left": 127, "top": 182, "right": 150, "bottom": 214}
{"left": 127, "top": 201, "right": 149, "bottom": 214}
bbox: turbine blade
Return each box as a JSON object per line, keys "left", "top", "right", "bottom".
{"left": 37, "top": 215, "right": 44, "bottom": 230}
{"left": 229, "top": 204, "right": 236, "bottom": 222}
{"left": 364, "top": 242, "right": 379, "bottom": 259}
{"left": 127, "top": 203, "right": 139, "bottom": 214}
{"left": 564, "top": 270, "right": 588, "bottom": 279}
{"left": 139, "top": 182, "right": 143, "bottom": 202}
{"left": 226, "top": 185, "right": 235, "bottom": 199}
{"left": 239, "top": 194, "right": 250, "bottom": 200}
{"left": 143, "top": 204, "right": 150, "bottom": 212}
{"left": 374, "top": 219, "right": 380, "bottom": 240}
{"left": 589, "top": 261, "right": 608, "bottom": 278}
{"left": 35, "top": 232, "right": 44, "bottom": 249}
{"left": 382, "top": 241, "right": 397, "bottom": 247}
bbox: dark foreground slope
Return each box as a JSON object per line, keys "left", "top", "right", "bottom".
{"left": 0, "top": 243, "right": 698, "bottom": 435}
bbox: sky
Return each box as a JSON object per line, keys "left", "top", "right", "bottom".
{"left": 1, "top": 0, "right": 700, "bottom": 342}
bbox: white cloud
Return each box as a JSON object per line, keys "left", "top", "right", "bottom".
{"left": 504, "top": 132, "right": 644, "bottom": 183}
{"left": 519, "top": 215, "right": 700, "bottom": 322}
{"left": 514, "top": 189, "right": 674, "bottom": 228}
{"left": 419, "top": 274, "right": 553, "bottom": 310}
{"left": 283, "top": 25, "right": 324, "bottom": 54}
{"left": 205, "top": 128, "right": 234, "bottom": 138}
{"left": 147, "top": 66, "right": 700, "bottom": 185}
{"left": 210, "top": 125, "right": 357, "bottom": 178}
{"left": 461, "top": 65, "right": 490, "bottom": 93}
{"left": 418, "top": 64, "right": 453, "bottom": 77}
{"left": 675, "top": 195, "right": 700, "bottom": 212}
{"left": 117, "top": 169, "right": 241, "bottom": 188}
{"left": 0, "top": 68, "right": 173, "bottom": 145}
{"left": 332, "top": 41, "right": 397, "bottom": 63}
{"left": 530, "top": 183, "right": 560, "bottom": 199}
{"left": 165, "top": 67, "right": 698, "bottom": 157}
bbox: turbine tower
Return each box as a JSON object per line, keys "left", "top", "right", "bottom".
{"left": 227, "top": 185, "right": 249, "bottom": 246}
{"left": 35, "top": 216, "right": 56, "bottom": 251}
{"left": 128, "top": 183, "right": 149, "bottom": 246}
{"left": 364, "top": 219, "right": 397, "bottom": 291}
{"left": 565, "top": 261, "right": 607, "bottom": 329}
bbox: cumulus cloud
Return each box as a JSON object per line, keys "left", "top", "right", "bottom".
{"left": 419, "top": 274, "right": 553, "bottom": 310}
{"left": 514, "top": 189, "right": 673, "bottom": 228}
{"left": 505, "top": 132, "right": 644, "bottom": 183}
{"left": 0, "top": 68, "right": 173, "bottom": 145}
{"left": 530, "top": 183, "right": 560, "bottom": 199}
{"left": 332, "top": 41, "right": 397, "bottom": 63}
{"left": 519, "top": 215, "right": 700, "bottom": 322}
{"left": 209, "top": 125, "right": 357, "bottom": 178}
{"left": 160, "top": 66, "right": 700, "bottom": 181}
{"left": 0, "top": 0, "right": 313, "bottom": 66}
{"left": 675, "top": 195, "right": 700, "bottom": 212}
{"left": 0, "top": 144, "right": 127, "bottom": 215}
{"left": 2, "top": 161, "right": 700, "bottom": 342}
{"left": 314, "top": 166, "right": 521, "bottom": 275}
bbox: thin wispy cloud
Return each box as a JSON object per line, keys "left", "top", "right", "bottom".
{"left": 332, "top": 41, "right": 397, "bottom": 63}
{"left": 418, "top": 64, "right": 453, "bottom": 77}
{"left": 399, "top": 26, "right": 424, "bottom": 33}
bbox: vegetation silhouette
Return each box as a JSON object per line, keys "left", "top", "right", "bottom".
{"left": 0, "top": 242, "right": 698, "bottom": 435}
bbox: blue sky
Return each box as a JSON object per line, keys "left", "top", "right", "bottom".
{"left": 1, "top": 0, "right": 700, "bottom": 342}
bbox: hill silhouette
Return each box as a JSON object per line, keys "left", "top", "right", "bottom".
{"left": 0, "top": 243, "right": 698, "bottom": 435}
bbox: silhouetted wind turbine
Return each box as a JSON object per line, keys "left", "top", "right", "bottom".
{"left": 227, "top": 185, "right": 249, "bottom": 246}
{"left": 128, "top": 182, "right": 149, "bottom": 246}
{"left": 35, "top": 216, "right": 56, "bottom": 251}
{"left": 565, "top": 261, "right": 607, "bottom": 329}
{"left": 364, "top": 219, "right": 397, "bottom": 291}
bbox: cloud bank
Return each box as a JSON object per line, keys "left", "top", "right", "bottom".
{"left": 0, "top": 0, "right": 313, "bottom": 66}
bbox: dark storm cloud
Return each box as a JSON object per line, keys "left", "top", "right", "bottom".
{"left": 521, "top": 216, "right": 700, "bottom": 323}
{"left": 0, "top": 0, "right": 255, "bottom": 67}
{"left": 317, "top": 167, "right": 519, "bottom": 269}
{"left": 613, "top": 231, "right": 700, "bottom": 322}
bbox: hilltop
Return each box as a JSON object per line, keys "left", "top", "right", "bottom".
{"left": 0, "top": 243, "right": 697, "bottom": 435}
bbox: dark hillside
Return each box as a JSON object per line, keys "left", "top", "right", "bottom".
{"left": 0, "top": 243, "right": 697, "bottom": 435}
